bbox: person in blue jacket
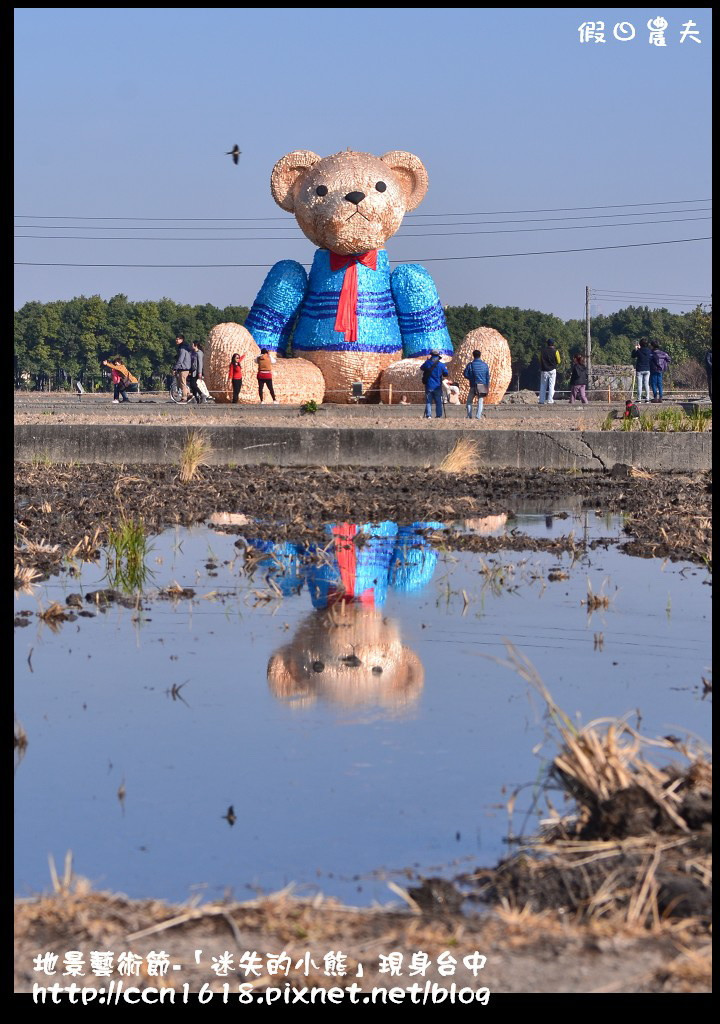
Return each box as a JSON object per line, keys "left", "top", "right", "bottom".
{"left": 420, "top": 350, "right": 448, "bottom": 419}
{"left": 463, "top": 349, "right": 491, "bottom": 420}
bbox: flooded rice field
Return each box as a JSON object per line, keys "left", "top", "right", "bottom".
{"left": 14, "top": 507, "right": 711, "bottom": 908}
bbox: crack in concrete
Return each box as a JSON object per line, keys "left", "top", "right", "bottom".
{"left": 536, "top": 432, "right": 606, "bottom": 470}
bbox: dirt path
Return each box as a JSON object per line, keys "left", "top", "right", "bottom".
{"left": 15, "top": 886, "right": 710, "bottom": 995}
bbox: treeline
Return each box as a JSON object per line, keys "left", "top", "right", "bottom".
{"left": 14, "top": 294, "right": 711, "bottom": 390}
{"left": 444, "top": 303, "right": 711, "bottom": 388}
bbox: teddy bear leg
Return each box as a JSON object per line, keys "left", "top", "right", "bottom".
{"left": 390, "top": 264, "right": 454, "bottom": 358}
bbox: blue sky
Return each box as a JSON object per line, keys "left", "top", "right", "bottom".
{"left": 14, "top": 8, "right": 711, "bottom": 320}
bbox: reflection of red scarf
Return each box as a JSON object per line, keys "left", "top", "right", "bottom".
{"left": 326, "top": 523, "right": 375, "bottom": 605}
{"left": 329, "top": 250, "right": 378, "bottom": 343}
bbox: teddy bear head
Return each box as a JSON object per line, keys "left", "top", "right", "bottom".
{"left": 270, "top": 149, "right": 428, "bottom": 256}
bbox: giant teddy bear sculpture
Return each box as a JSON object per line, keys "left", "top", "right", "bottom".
{"left": 205, "top": 149, "right": 512, "bottom": 404}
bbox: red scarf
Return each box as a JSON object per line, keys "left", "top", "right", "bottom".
{"left": 329, "top": 250, "right": 378, "bottom": 343}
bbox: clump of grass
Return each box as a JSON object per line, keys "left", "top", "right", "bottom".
{"left": 178, "top": 429, "right": 214, "bottom": 482}
{"left": 684, "top": 407, "right": 712, "bottom": 432}
{"left": 300, "top": 399, "right": 318, "bottom": 415}
{"left": 439, "top": 438, "right": 479, "bottom": 473}
{"left": 582, "top": 577, "right": 612, "bottom": 611}
{"left": 655, "top": 407, "right": 685, "bottom": 432}
{"left": 68, "top": 526, "right": 102, "bottom": 562}
{"left": 14, "top": 564, "right": 43, "bottom": 594}
{"left": 600, "top": 412, "right": 614, "bottom": 431}
{"left": 14, "top": 720, "right": 28, "bottom": 753}
{"left": 106, "top": 517, "right": 152, "bottom": 592}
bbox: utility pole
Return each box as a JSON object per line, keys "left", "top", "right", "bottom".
{"left": 585, "top": 285, "right": 592, "bottom": 393}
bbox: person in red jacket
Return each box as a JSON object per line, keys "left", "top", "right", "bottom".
{"left": 227, "top": 353, "right": 245, "bottom": 404}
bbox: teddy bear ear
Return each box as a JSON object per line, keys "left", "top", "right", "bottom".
{"left": 380, "top": 151, "right": 429, "bottom": 211}
{"left": 270, "top": 150, "right": 322, "bottom": 212}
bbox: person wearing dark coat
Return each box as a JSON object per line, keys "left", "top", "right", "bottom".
{"left": 569, "top": 355, "right": 589, "bottom": 404}
{"left": 705, "top": 349, "right": 712, "bottom": 401}
{"left": 631, "top": 340, "right": 652, "bottom": 403}
{"left": 420, "top": 350, "right": 448, "bottom": 419}
{"left": 539, "top": 339, "right": 561, "bottom": 404}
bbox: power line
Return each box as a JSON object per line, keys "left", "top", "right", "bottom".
{"left": 15, "top": 207, "right": 712, "bottom": 232}
{"left": 14, "top": 236, "right": 712, "bottom": 269}
{"left": 592, "top": 289, "right": 711, "bottom": 299}
{"left": 14, "top": 216, "right": 714, "bottom": 244}
{"left": 14, "top": 198, "right": 712, "bottom": 221}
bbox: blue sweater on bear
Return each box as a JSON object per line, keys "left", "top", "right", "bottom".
{"left": 244, "top": 250, "right": 453, "bottom": 358}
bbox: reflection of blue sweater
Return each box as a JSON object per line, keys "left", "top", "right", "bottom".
{"left": 390, "top": 523, "right": 443, "bottom": 593}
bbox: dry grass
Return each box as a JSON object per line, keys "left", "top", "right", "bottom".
{"left": 438, "top": 438, "right": 479, "bottom": 473}
{"left": 491, "top": 642, "right": 712, "bottom": 930}
{"left": 178, "top": 429, "right": 215, "bottom": 482}
{"left": 14, "top": 564, "right": 42, "bottom": 594}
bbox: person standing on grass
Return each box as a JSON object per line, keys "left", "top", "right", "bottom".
{"left": 569, "top": 354, "right": 589, "bottom": 405}
{"left": 228, "top": 353, "right": 245, "bottom": 403}
{"left": 649, "top": 342, "right": 671, "bottom": 403}
{"left": 463, "top": 349, "right": 490, "bottom": 420}
{"left": 631, "top": 339, "right": 652, "bottom": 403}
{"left": 255, "top": 347, "right": 277, "bottom": 402}
{"left": 173, "top": 334, "right": 193, "bottom": 401}
{"left": 539, "top": 338, "right": 561, "bottom": 404}
{"left": 420, "top": 350, "right": 448, "bottom": 419}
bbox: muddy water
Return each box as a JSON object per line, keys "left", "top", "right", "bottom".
{"left": 14, "top": 510, "right": 711, "bottom": 906}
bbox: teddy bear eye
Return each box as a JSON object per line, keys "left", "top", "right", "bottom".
{"left": 315, "top": 185, "right": 328, "bottom": 197}
{"left": 375, "top": 181, "right": 387, "bottom": 192}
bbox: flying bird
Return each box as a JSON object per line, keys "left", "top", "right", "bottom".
{"left": 226, "top": 145, "right": 241, "bottom": 165}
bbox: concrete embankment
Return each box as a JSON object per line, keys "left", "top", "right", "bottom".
{"left": 13, "top": 423, "right": 712, "bottom": 471}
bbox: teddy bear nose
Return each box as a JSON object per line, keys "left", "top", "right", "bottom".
{"left": 344, "top": 191, "right": 366, "bottom": 206}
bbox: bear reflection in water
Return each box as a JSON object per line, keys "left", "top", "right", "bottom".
{"left": 256, "top": 521, "right": 442, "bottom": 711}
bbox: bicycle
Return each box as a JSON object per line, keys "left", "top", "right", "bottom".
{"left": 167, "top": 371, "right": 215, "bottom": 403}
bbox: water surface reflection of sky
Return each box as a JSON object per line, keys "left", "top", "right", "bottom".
{"left": 14, "top": 511, "right": 711, "bottom": 906}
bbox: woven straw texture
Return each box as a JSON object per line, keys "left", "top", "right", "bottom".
{"left": 205, "top": 322, "right": 325, "bottom": 404}
{"left": 302, "top": 349, "right": 400, "bottom": 404}
{"left": 379, "top": 356, "right": 452, "bottom": 405}
{"left": 267, "top": 605, "right": 424, "bottom": 709}
{"left": 270, "top": 149, "right": 428, "bottom": 254}
{"left": 449, "top": 327, "right": 513, "bottom": 405}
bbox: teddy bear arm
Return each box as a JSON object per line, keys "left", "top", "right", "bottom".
{"left": 390, "top": 263, "right": 454, "bottom": 359}
{"left": 243, "top": 259, "right": 308, "bottom": 353}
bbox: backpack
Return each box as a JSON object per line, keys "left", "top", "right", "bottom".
{"left": 422, "top": 357, "right": 438, "bottom": 386}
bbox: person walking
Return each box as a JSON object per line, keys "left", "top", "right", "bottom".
{"left": 228, "top": 353, "right": 245, "bottom": 403}
{"left": 569, "top": 354, "right": 589, "bottom": 404}
{"left": 463, "top": 349, "right": 490, "bottom": 420}
{"left": 420, "top": 350, "right": 448, "bottom": 419}
{"left": 255, "top": 347, "right": 277, "bottom": 402}
{"left": 649, "top": 342, "right": 671, "bottom": 403}
{"left": 173, "top": 334, "right": 193, "bottom": 402}
{"left": 539, "top": 339, "right": 561, "bottom": 404}
{"left": 631, "top": 339, "right": 652, "bottom": 403}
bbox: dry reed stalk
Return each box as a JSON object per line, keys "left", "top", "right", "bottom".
{"left": 178, "top": 429, "right": 214, "bottom": 482}
{"left": 14, "top": 564, "right": 42, "bottom": 592}
{"left": 438, "top": 438, "right": 480, "bottom": 473}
